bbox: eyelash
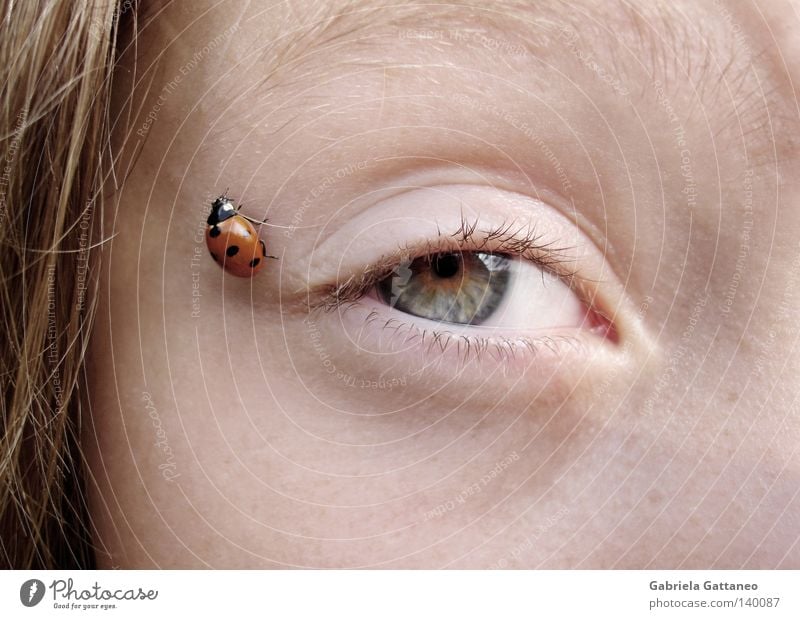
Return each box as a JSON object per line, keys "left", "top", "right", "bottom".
{"left": 303, "top": 217, "right": 597, "bottom": 366}
{"left": 310, "top": 217, "right": 580, "bottom": 312}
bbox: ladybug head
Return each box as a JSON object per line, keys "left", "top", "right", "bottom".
{"left": 207, "top": 196, "right": 237, "bottom": 225}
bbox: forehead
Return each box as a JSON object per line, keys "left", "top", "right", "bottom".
{"left": 115, "top": 0, "right": 797, "bottom": 217}
{"left": 128, "top": 0, "right": 792, "bottom": 143}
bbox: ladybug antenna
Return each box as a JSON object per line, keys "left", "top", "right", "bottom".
{"left": 216, "top": 193, "right": 324, "bottom": 229}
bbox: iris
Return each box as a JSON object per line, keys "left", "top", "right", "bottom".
{"left": 377, "top": 251, "right": 511, "bottom": 325}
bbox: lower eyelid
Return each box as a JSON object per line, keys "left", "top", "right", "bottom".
{"left": 328, "top": 296, "right": 612, "bottom": 375}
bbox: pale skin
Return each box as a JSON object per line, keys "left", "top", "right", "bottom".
{"left": 86, "top": 0, "right": 800, "bottom": 568}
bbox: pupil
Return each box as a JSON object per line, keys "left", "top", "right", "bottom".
{"left": 432, "top": 253, "right": 461, "bottom": 278}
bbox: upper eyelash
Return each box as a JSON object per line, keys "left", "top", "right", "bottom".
{"left": 307, "top": 216, "right": 581, "bottom": 313}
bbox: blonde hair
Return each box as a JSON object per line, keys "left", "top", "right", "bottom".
{"left": 0, "top": 0, "right": 123, "bottom": 568}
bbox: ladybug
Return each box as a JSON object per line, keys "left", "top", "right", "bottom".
{"left": 206, "top": 194, "right": 275, "bottom": 277}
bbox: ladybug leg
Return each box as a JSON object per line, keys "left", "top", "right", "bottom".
{"left": 260, "top": 239, "right": 278, "bottom": 260}
{"left": 230, "top": 198, "right": 271, "bottom": 225}
{"left": 238, "top": 210, "right": 270, "bottom": 225}
{"left": 234, "top": 203, "right": 269, "bottom": 225}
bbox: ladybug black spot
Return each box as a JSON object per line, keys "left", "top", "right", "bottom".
{"left": 249, "top": 258, "right": 260, "bottom": 268}
{"left": 226, "top": 245, "right": 239, "bottom": 257}
{"left": 209, "top": 225, "right": 221, "bottom": 238}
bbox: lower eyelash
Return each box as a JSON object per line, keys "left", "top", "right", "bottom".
{"left": 357, "top": 308, "right": 586, "bottom": 369}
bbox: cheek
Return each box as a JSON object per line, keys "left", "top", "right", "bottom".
{"left": 87, "top": 257, "right": 624, "bottom": 568}
{"left": 86, "top": 175, "right": 642, "bottom": 568}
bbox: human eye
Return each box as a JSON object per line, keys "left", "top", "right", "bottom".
{"left": 303, "top": 184, "right": 618, "bottom": 376}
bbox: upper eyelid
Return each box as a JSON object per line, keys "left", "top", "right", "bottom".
{"left": 306, "top": 217, "right": 583, "bottom": 313}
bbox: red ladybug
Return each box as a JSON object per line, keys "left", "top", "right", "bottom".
{"left": 206, "top": 194, "right": 274, "bottom": 277}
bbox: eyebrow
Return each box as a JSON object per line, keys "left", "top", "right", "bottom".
{"left": 244, "top": 0, "right": 787, "bottom": 167}
{"left": 248, "top": 0, "right": 739, "bottom": 98}
{"left": 247, "top": 1, "right": 638, "bottom": 86}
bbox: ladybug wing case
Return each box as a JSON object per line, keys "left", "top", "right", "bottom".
{"left": 206, "top": 216, "right": 268, "bottom": 277}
